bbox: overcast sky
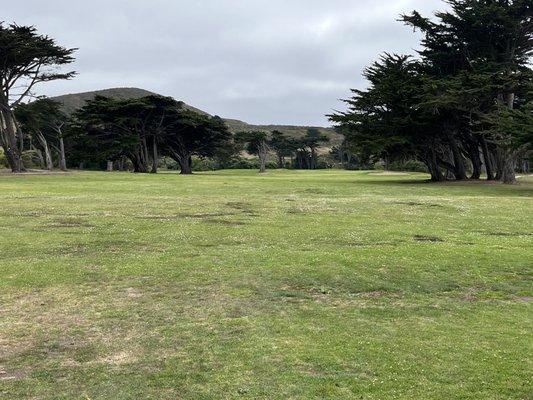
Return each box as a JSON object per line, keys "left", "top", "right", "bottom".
{"left": 5, "top": 0, "right": 445, "bottom": 126}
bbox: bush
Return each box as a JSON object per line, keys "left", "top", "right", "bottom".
{"left": 21, "top": 150, "right": 43, "bottom": 169}
{"left": 191, "top": 157, "right": 217, "bottom": 171}
{"left": 389, "top": 159, "right": 428, "bottom": 173}
{"left": 0, "top": 148, "right": 7, "bottom": 168}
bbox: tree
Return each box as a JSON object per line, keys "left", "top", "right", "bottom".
{"left": 329, "top": 55, "right": 434, "bottom": 177}
{"left": 71, "top": 95, "right": 232, "bottom": 174}
{"left": 72, "top": 96, "right": 152, "bottom": 172}
{"left": 235, "top": 131, "right": 270, "bottom": 173}
{"left": 269, "top": 130, "right": 297, "bottom": 168}
{"left": 71, "top": 95, "right": 186, "bottom": 173}
{"left": 332, "top": 0, "right": 532, "bottom": 183}
{"left": 138, "top": 95, "right": 181, "bottom": 174}
{"left": 478, "top": 86, "right": 533, "bottom": 183}
{"left": 302, "top": 128, "right": 329, "bottom": 169}
{"left": 401, "top": 0, "right": 533, "bottom": 183}
{"left": 162, "top": 111, "right": 233, "bottom": 174}
{"left": 0, "top": 23, "right": 76, "bottom": 172}
{"left": 15, "top": 98, "right": 70, "bottom": 170}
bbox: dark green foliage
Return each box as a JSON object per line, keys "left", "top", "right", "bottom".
{"left": 269, "top": 130, "right": 298, "bottom": 168}
{"left": 71, "top": 95, "right": 233, "bottom": 174}
{"left": 235, "top": 131, "right": 270, "bottom": 173}
{"left": 70, "top": 96, "right": 155, "bottom": 172}
{"left": 330, "top": 55, "right": 432, "bottom": 173}
{"left": 161, "top": 111, "right": 233, "bottom": 174}
{"left": 331, "top": 0, "right": 533, "bottom": 183}
{"left": 292, "top": 128, "right": 330, "bottom": 169}
{"left": 15, "top": 99, "right": 70, "bottom": 170}
{"left": 0, "top": 23, "right": 76, "bottom": 172}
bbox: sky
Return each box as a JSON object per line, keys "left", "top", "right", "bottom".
{"left": 5, "top": 0, "right": 445, "bottom": 126}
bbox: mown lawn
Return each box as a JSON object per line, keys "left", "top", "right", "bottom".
{"left": 0, "top": 170, "right": 531, "bottom": 399}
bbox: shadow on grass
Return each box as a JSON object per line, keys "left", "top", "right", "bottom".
{"left": 349, "top": 177, "right": 533, "bottom": 197}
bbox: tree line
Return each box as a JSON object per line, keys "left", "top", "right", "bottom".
{"left": 330, "top": 0, "right": 532, "bottom": 184}
{"left": 18, "top": 95, "right": 333, "bottom": 174}
{"left": 9, "top": 93, "right": 333, "bottom": 174}
{"left": 0, "top": 22, "right": 334, "bottom": 174}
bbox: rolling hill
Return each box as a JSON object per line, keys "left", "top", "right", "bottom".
{"left": 51, "top": 87, "right": 342, "bottom": 146}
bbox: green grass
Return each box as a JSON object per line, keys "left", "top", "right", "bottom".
{"left": 0, "top": 170, "right": 532, "bottom": 399}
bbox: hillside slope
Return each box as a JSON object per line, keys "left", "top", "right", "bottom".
{"left": 52, "top": 87, "right": 206, "bottom": 115}
{"left": 52, "top": 87, "right": 341, "bottom": 145}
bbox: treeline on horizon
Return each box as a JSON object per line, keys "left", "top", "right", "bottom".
{"left": 0, "top": 23, "right": 338, "bottom": 175}
{"left": 0, "top": 0, "right": 532, "bottom": 182}
{"left": 10, "top": 94, "right": 336, "bottom": 174}
{"left": 330, "top": 0, "right": 532, "bottom": 184}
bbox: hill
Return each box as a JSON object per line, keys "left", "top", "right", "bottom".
{"left": 224, "top": 119, "right": 343, "bottom": 146}
{"left": 52, "top": 87, "right": 206, "bottom": 115}
{"left": 51, "top": 87, "right": 342, "bottom": 146}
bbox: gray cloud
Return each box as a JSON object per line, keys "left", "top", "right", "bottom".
{"left": 5, "top": 0, "right": 445, "bottom": 126}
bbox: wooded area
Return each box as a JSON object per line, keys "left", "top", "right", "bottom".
{"left": 330, "top": 0, "right": 532, "bottom": 184}
{"left": 1, "top": 0, "right": 531, "bottom": 182}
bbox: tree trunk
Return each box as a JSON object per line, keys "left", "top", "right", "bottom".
{"left": 384, "top": 155, "right": 390, "bottom": 171}
{"left": 494, "top": 147, "right": 505, "bottom": 181}
{"left": 277, "top": 153, "right": 283, "bottom": 169}
{"left": 258, "top": 141, "right": 268, "bottom": 173}
{"left": 310, "top": 148, "right": 316, "bottom": 169}
{"left": 37, "top": 132, "right": 53, "bottom": 170}
{"left": 502, "top": 155, "right": 517, "bottom": 184}
{"left": 130, "top": 147, "right": 150, "bottom": 173}
{"left": 0, "top": 109, "right": 24, "bottom": 172}
{"left": 58, "top": 137, "right": 67, "bottom": 171}
{"left": 179, "top": 155, "right": 192, "bottom": 174}
{"left": 106, "top": 161, "right": 114, "bottom": 172}
{"left": 467, "top": 145, "right": 482, "bottom": 180}
{"left": 44, "top": 143, "right": 53, "bottom": 171}
{"left": 140, "top": 139, "right": 149, "bottom": 170}
{"left": 500, "top": 92, "right": 517, "bottom": 184}
{"left": 422, "top": 148, "right": 444, "bottom": 182}
{"left": 117, "top": 156, "right": 126, "bottom": 171}
{"left": 151, "top": 137, "right": 158, "bottom": 173}
{"left": 479, "top": 136, "right": 494, "bottom": 180}
{"left": 448, "top": 135, "right": 467, "bottom": 180}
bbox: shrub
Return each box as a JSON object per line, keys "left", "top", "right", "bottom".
{"left": 389, "top": 159, "right": 428, "bottom": 173}
{"left": 0, "top": 148, "right": 7, "bottom": 168}
{"left": 21, "top": 150, "right": 43, "bottom": 169}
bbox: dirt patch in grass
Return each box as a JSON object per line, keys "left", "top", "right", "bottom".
{"left": 413, "top": 235, "right": 444, "bottom": 243}
{"left": 137, "top": 211, "right": 237, "bottom": 221}
{"left": 60, "top": 244, "right": 90, "bottom": 255}
{"left": 286, "top": 208, "right": 304, "bottom": 214}
{"left": 225, "top": 201, "right": 258, "bottom": 216}
{"left": 394, "top": 201, "right": 445, "bottom": 208}
{"left": 0, "top": 366, "right": 28, "bottom": 381}
{"left": 484, "top": 231, "right": 533, "bottom": 237}
{"left": 330, "top": 239, "right": 406, "bottom": 248}
{"left": 353, "top": 290, "right": 391, "bottom": 298}
{"left": 204, "top": 218, "right": 247, "bottom": 226}
{"left": 46, "top": 217, "right": 94, "bottom": 228}
{"left": 512, "top": 296, "right": 533, "bottom": 302}
{"left": 96, "top": 350, "right": 138, "bottom": 366}
{"left": 194, "top": 240, "right": 244, "bottom": 248}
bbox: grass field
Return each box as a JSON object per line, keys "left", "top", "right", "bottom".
{"left": 0, "top": 170, "right": 532, "bottom": 399}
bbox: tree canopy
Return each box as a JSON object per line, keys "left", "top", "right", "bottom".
{"left": 71, "top": 95, "right": 233, "bottom": 174}
{"left": 0, "top": 23, "right": 76, "bottom": 172}
{"left": 331, "top": 0, "right": 533, "bottom": 183}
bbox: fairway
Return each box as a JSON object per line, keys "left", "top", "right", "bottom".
{"left": 1, "top": 170, "right": 532, "bottom": 399}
